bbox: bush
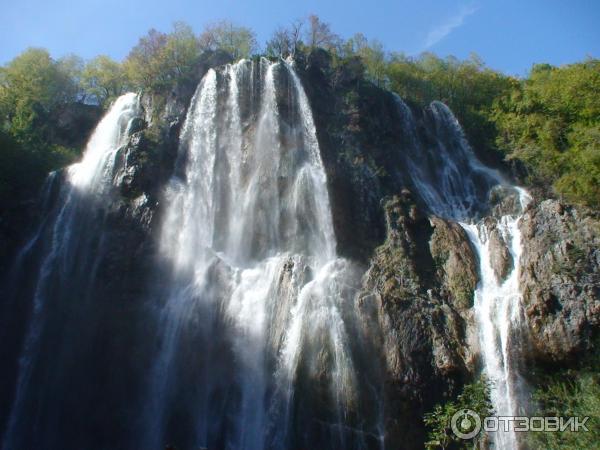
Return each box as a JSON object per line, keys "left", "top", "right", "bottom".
{"left": 527, "top": 349, "right": 600, "bottom": 450}
{"left": 424, "top": 378, "right": 493, "bottom": 449}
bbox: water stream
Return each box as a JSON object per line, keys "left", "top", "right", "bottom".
{"left": 395, "top": 96, "right": 530, "bottom": 450}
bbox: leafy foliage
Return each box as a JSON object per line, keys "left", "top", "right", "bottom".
{"left": 526, "top": 347, "right": 600, "bottom": 449}
{"left": 124, "top": 26, "right": 179, "bottom": 91}
{"left": 342, "top": 34, "right": 387, "bottom": 86}
{"left": 0, "top": 48, "right": 80, "bottom": 141}
{"left": 491, "top": 60, "right": 600, "bottom": 207}
{"left": 82, "top": 55, "right": 127, "bottom": 106}
{"left": 424, "top": 378, "right": 493, "bottom": 449}
{"left": 0, "top": 129, "right": 77, "bottom": 206}
{"left": 1, "top": 17, "right": 598, "bottom": 213}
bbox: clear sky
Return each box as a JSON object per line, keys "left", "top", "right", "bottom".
{"left": 1, "top": 0, "right": 599, "bottom": 75}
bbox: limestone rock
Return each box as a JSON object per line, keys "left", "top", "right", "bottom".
{"left": 429, "top": 217, "right": 479, "bottom": 310}
{"left": 487, "top": 223, "right": 514, "bottom": 283}
{"left": 519, "top": 199, "right": 600, "bottom": 362}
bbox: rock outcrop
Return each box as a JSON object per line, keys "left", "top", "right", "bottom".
{"left": 358, "top": 193, "right": 479, "bottom": 447}
{"left": 520, "top": 199, "right": 600, "bottom": 362}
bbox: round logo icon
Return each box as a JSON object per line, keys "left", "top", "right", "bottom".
{"left": 451, "top": 409, "right": 481, "bottom": 440}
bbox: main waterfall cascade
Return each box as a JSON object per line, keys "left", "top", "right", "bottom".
{"left": 140, "top": 58, "right": 383, "bottom": 450}
{"left": 395, "top": 97, "right": 531, "bottom": 449}
{"left": 1, "top": 93, "right": 141, "bottom": 450}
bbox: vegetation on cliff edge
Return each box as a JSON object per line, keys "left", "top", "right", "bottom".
{"left": 1, "top": 16, "right": 599, "bottom": 210}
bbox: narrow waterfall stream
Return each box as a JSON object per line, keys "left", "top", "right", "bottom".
{"left": 1, "top": 94, "right": 140, "bottom": 450}
{"left": 461, "top": 188, "right": 531, "bottom": 450}
{"left": 395, "top": 97, "right": 531, "bottom": 450}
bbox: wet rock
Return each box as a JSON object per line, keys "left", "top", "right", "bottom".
{"left": 358, "top": 195, "right": 475, "bottom": 449}
{"left": 487, "top": 224, "right": 513, "bottom": 283}
{"left": 489, "top": 184, "right": 526, "bottom": 218}
{"left": 429, "top": 217, "right": 479, "bottom": 310}
{"left": 298, "top": 48, "right": 420, "bottom": 262}
{"left": 128, "top": 117, "right": 146, "bottom": 135}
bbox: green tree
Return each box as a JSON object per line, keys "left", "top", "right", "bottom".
{"left": 0, "top": 48, "right": 80, "bottom": 142}
{"left": 123, "top": 28, "right": 169, "bottom": 90}
{"left": 343, "top": 33, "right": 387, "bottom": 86}
{"left": 162, "top": 22, "right": 202, "bottom": 83}
{"left": 56, "top": 54, "right": 85, "bottom": 101}
{"left": 82, "top": 55, "right": 126, "bottom": 106}
{"left": 124, "top": 22, "right": 204, "bottom": 92}
{"left": 491, "top": 59, "right": 600, "bottom": 207}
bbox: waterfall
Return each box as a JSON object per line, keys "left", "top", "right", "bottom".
{"left": 461, "top": 188, "right": 531, "bottom": 450}
{"left": 1, "top": 93, "right": 140, "bottom": 450}
{"left": 142, "top": 58, "right": 376, "bottom": 450}
{"left": 0, "top": 61, "right": 538, "bottom": 450}
{"left": 395, "top": 96, "right": 530, "bottom": 449}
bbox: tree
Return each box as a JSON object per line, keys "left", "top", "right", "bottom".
{"left": 56, "top": 54, "right": 84, "bottom": 101}
{"left": 305, "top": 14, "right": 340, "bottom": 51}
{"left": 344, "top": 33, "right": 387, "bottom": 86}
{"left": 266, "top": 27, "right": 292, "bottom": 58}
{"left": 199, "top": 20, "right": 257, "bottom": 59}
{"left": 0, "top": 48, "right": 80, "bottom": 141}
{"left": 123, "top": 28, "right": 169, "bottom": 90}
{"left": 162, "top": 22, "right": 202, "bottom": 82}
{"left": 82, "top": 55, "right": 126, "bottom": 106}
{"left": 0, "top": 49, "right": 84, "bottom": 206}
{"left": 124, "top": 22, "right": 204, "bottom": 92}
{"left": 266, "top": 20, "right": 304, "bottom": 58}
{"left": 491, "top": 59, "right": 600, "bottom": 207}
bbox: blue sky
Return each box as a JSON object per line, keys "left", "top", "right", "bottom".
{"left": 1, "top": 0, "right": 599, "bottom": 75}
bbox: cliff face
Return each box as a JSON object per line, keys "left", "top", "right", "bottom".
{"left": 296, "top": 49, "right": 600, "bottom": 446}
{"left": 519, "top": 200, "right": 600, "bottom": 361}
{"left": 0, "top": 51, "right": 598, "bottom": 450}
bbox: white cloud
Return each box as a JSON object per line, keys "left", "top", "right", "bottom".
{"left": 422, "top": 3, "right": 479, "bottom": 50}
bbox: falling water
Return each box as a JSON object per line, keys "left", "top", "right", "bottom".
{"left": 461, "top": 188, "right": 531, "bottom": 450}
{"left": 1, "top": 93, "right": 140, "bottom": 450}
{"left": 395, "top": 96, "right": 531, "bottom": 449}
{"left": 142, "top": 59, "right": 374, "bottom": 450}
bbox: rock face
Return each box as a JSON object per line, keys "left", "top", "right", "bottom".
{"left": 487, "top": 221, "right": 514, "bottom": 283}
{"left": 358, "top": 193, "right": 478, "bottom": 447}
{"left": 299, "top": 50, "right": 409, "bottom": 262}
{"left": 429, "top": 216, "right": 479, "bottom": 310}
{"left": 519, "top": 199, "right": 600, "bottom": 362}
